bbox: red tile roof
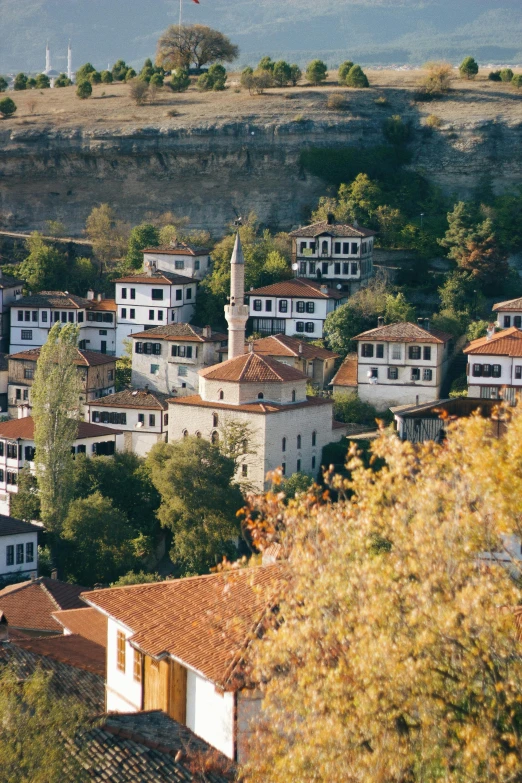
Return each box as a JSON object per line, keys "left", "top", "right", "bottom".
{"left": 84, "top": 565, "right": 286, "bottom": 688}
{"left": 199, "top": 352, "right": 307, "bottom": 383}
{"left": 331, "top": 353, "right": 358, "bottom": 387}
{"left": 289, "top": 220, "right": 375, "bottom": 238}
{"left": 0, "top": 514, "right": 40, "bottom": 537}
{"left": 130, "top": 323, "right": 226, "bottom": 342}
{"left": 12, "top": 634, "right": 105, "bottom": 676}
{"left": 0, "top": 417, "right": 120, "bottom": 441}
{"left": 168, "top": 394, "right": 333, "bottom": 416}
{"left": 12, "top": 291, "right": 91, "bottom": 309}
{"left": 464, "top": 326, "right": 522, "bottom": 356}
{"left": 8, "top": 347, "right": 116, "bottom": 367}
{"left": 492, "top": 298, "right": 522, "bottom": 312}
{"left": 355, "top": 322, "right": 452, "bottom": 344}
{"left": 248, "top": 278, "right": 345, "bottom": 299}
{"left": 86, "top": 389, "right": 169, "bottom": 411}
{"left": 250, "top": 334, "right": 338, "bottom": 361}
{"left": 143, "top": 242, "right": 210, "bottom": 256}
{"left": 0, "top": 577, "right": 89, "bottom": 633}
{"left": 88, "top": 298, "right": 117, "bottom": 312}
{"left": 52, "top": 607, "right": 108, "bottom": 648}
{"left": 114, "top": 271, "right": 191, "bottom": 285}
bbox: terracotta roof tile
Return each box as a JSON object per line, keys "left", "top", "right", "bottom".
{"left": 8, "top": 347, "right": 116, "bottom": 367}
{"left": 0, "top": 577, "right": 89, "bottom": 633}
{"left": 113, "top": 271, "right": 191, "bottom": 285}
{"left": 355, "top": 322, "right": 452, "bottom": 344}
{"left": 87, "top": 298, "right": 117, "bottom": 312}
{"left": 331, "top": 353, "right": 358, "bottom": 387}
{"left": 492, "top": 297, "right": 522, "bottom": 312}
{"left": 0, "top": 514, "right": 41, "bottom": 537}
{"left": 199, "top": 352, "right": 307, "bottom": 383}
{"left": 248, "top": 278, "right": 345, "bottom": 299}
{"left": 168, "top": 394, "right": 333, "bottom": 415}
{"left": 12, "top": 634, "right": 105, "bottom": 676}
{"left": 0, "top": 274, "right": 24, "bottom": 290}
{"left": 86, "top": 389, "right": 169, "bottom": 411}
{"left": 464, "top": 327, "right": 522, "bottom": 356}
{"left": 250, "top": 334, "right": 338, "bottom": 361}
{"left": 289, "top": 220, "right": 375, "bottom": 238}
{"left": 0, "top": 417, "right": 120, "bottom": 441}
{"left": 52, "top": 607, "right": 108, "bottom": 648}
{"left": 143, "top": 242, "right": 210, "bottom": 256}
{"left": 12, "top": 291, "right": 91, "bottom": 309}
{"left": 130, "top": 323, "right": 226, "bottom": 342}
{"left": 84, "top": 565, "right": 286, "bottom": 688}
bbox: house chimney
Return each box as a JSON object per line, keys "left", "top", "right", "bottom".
{"left": 86, "top": 289, "right": 95, "bottom": 301}
{"left": 202, "top": 325, "right": 212, "bottom": 338}
{"left": 424, "top": 318, "right": 430, "bottom": 331}
{"left": 144, "top": 384, "right": 149, "bottom": 393}
{"left": 320, "top": 284, "right": 328, "bottom": 294}
{"left": 50, "top": 568, "right": 58, "bottom": 580}
{"left": 417, "top": 318, "right": 424, "bottom": 328}
{"left": 18, "top": 404, "right": 30, "bottom": 419}
{"left": 487, "top": 323, "right": 496, "bottom": 341}
{"left": 249, "top": 341, "right": 255, "bottom": 353}
{"left": 97, "top": 293, "right": 102, "bottom": 302}
{"left": 377, "top": 316, "right": 384, "bottom": 327}
{"left": 298, "top": 343, "right": 303, "bottom": 354}
{"left": 326, "top": 212, "right": 335, "bottom": 226}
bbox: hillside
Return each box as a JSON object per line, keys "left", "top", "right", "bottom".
{"left": 1, "top": 0, "right": 522, "bottom": 74}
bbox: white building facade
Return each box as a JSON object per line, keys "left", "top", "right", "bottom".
{"left": 0, "top": 274, "right": 24, "bottom": 353}
{"left": 0, "top": 516, "right": 39, "bottom": 580}
{"left": 464, "top": 327, "right": 522, "bottom": 403}
{"left": 492, "top": 297, "right": 522, "bottom": 330}
{"left": 142, "top": 242, "right": 212, "bottom": 281}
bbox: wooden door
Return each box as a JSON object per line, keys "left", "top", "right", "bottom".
{"left": 168, "top": 659, "right": 187, "bottom": 724}
{"left": 144, "top": 656, "right": 170, "bottom": 712}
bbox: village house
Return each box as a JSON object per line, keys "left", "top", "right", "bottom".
{"left": 354, "top": 318, "right": 453, "bottom": 409}
{"left": 0, "top": 575, "right": 88, "bottom": 636}
{"left": 130, "top": 323, "right": 227, "bottom": 397}
{"left": 492, "top": 296, "right": 522, "bottom": 329}
{"left": 464, "top": 326, "right": 522, "bottom": 403}
{"left": 331, "top": 353, "right": 358, "bottom": 396}
{"left": 0, "top": 273, "right": 24, "bottom": 353}
{"left": 247, "top": 278, "right": 347, "bottom": 338}
{"left": 9, "top": 291, "right": 117, "bottom": 356}
{"left": 289, "top": 215, "right": 375, "bottom": 292}
{"left": 142, "top": 241, "right": 212, "bottom": 281}
{"left": 7, "top": 347, "right": 116, "bottom": 418}
{"left": 392, "top": 397, "right": 509, "bottom": 444}
{"left": 0, "top": 354, "right": 8, "bottom": 414}
{"left": 0, "top": 515, "right": 40, "bottom": 581}
{"left": 246, "top": 334, "right": 339, "bottom": 389}
{"left": 0, "top": 417, "right": 122, "bottom": 515}
{"left": 85, "top": 388, "right": 169, "bottom": 457}
{"left": 82, "top": 564, "right": 285, "bottom": 762}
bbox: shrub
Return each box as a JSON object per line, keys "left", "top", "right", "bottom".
{"left": 150, "top": 73, "right": 164, "bottom": 88}
{"left": 100, "top": 70, "right": 113, "bottom": 84}
{"left": 333, "top": 392, "right": 378, "bottom": 425}
{"left": 0, "top": 76, "right": 8, "bottom": 92}
{"left": 500, "top": 68, "right": 513, "bottom": 82}
{"left": 75, "top": 62, "right": 96, "bottom": 83}
{"left": 55, "top": 73, "right": 72, "bottom": 87}
{"left": 169, "top": 68, "right": 190, "bottom": 92}
{"left": 166, "top": 108, "right": 179, "bottom": 117}
{"left": 466, "top": 320, "right": 489, "bottom": 341}
{"left": 272, "top": 60, "right": 292, "bottom": 87}
{"left": 374, "top": 95, "right": 388, "bottom": 106}
{"left": 418, "top": 61, "right": 453, "bottom": 97}
{"left": 345, "top": 64, "right": 369, "bottom": 88}
{"left": 0, "top": 97, "right": 17, "bottom": 118}
{"left": 35, "top": 74, "right": 50, "bottom": 89}
{"left": 449, "top": 374, "right": 468, "bottom": 398}
{"left": 382, "top": 114, "right": 412, "bottom": 145}
{"left": 289, "top": 64, "right": 302, "bottom": 86}
{"left": 338, "top": 61, "right": 354, "bottom": 85}
{"left": 197, "top": 63, "right": 227, "bottom": 91}
{"left": 88, "top": 70, "right": 102, "bottom": 84}
{"left": 459, "top": 56, "right": 478, "bottom": 79}
{"left": 13, "top": 73, "right": 27, "bottom": 91}
{"left": 426, "top": 113, "right": 443, "bottom": 128}
{"left": 258, "top": 56, "right": 275, "bottom": 72}
{"left": 306, "top": 59, "right": 328, "bottom": 86}
{"left": 488, "top": 70, "right": 502, "bottom": 82}
{"left": 327, "top": 92, "right": 348, "bottom": 111}
{"left": 26, "top": 78, "right": 36, "bottom": 89}
{"left": 125, "top": 68, "right": 137, "bottom": 82}
{"left": 112, "top": 59, "right": 129, "bottom": 81}
{"left": 76, "top": 80, "right": 92, "bottom": 100}
{"left": 513, "top": 74, "right": 522, "bottom": 89}
{"left": 241, "top": 68, "right": 273, "bottom": 95}
{"left": 129, "top": 78, "right": 149, "bottom": 105}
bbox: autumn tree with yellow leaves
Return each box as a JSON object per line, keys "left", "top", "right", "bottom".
{"left": 242, "top": 406, "right": 522, "bottom": 783}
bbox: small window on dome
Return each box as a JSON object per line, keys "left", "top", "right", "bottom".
{"left": 218, "top": 390, "right": 224, "bottom": 400}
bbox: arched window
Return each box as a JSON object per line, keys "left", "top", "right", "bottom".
{"left": 242, "top": 439, "right": 248, "bottom": 454}
{"left": 282, "top": 437, "right": 286, "bottom": 452}
{"left": 322, "top": 240, "right": 328, "bottom": 255}
{"left": 291, "top": 390, "right": 296, "bottom": 402}
{"left": 182, "top": 429, "right": 189, "bottom": 438}
{"left": 218, "top": 390, "right": 224, "bottom": 400}
{"left": 297, "top": 434, "right": 302, "bottom": 449}
{"left": 195, "top": 431, "right": 201, "bottom": 438}
{"left": 258, "top": 392, "right": 264, "bottom": 400}
{"left": 312, "top": 430, "right": 317, "bottom": 447}
{"left": 211, "top": 431, "right": 219, "bottom": 445}
{"left": 212, "top": 412, "right": 219, "bottom": 427}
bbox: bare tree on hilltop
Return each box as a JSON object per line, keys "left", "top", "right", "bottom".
{"left": 156, "top": 24, "right": 239, "bottom": 71}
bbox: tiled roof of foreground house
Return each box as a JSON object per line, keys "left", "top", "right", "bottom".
{"left": 12, "top": 634, "right": 105, "bottom": 677}
{"left": 87, "top": 389, "right": 169, "bottom": 410}
{"left": 0, "top": 638, "right": 104, "bottom": 711}
{"left": 199, "top": 352, "right": 307, "bottom": 383}
{"left": 113, "top": 271, "right": 192, "bottom": 285}
{"left": 52, "top": 607, "right": 108, "bottom": 648}
{"left": 355, "top": 322, "right": 453, "bottom": 344}
{"left": 250, "top": 333, "right": 338, "bottom": 361}
{"left": 464, "top": 327, "right": 522, "bottom": 357}
{"left": 8, "top": 347, "right": 116, "bottom": 367}
{"left": 331, "top": 353, "right": 358, "bottom": 388}
{"left": 143, "top": 241, "right": 210, "bottom": 256}
{"left": 168, "top": 394, "right": 334, "bottom": 416}
{"left": 68, "top": 711, "right": 235, "bottom": 783}
{"left": 289, "top": 220, "right": 375, "bottom": 238}
{"left": 83, "top": 565, "right": 286, "bottom": 690}
{"left": 130, "top": 323, "right": 227, "bottom": 342}
{"left": 248, "top": 278, "right": 345, "bottom": 299}
{"left": 13, "top": 291, "right": 116, "bottom": 311}
{"left": 0, "top": 417, "right": 120, "bottom": 441}
{"left": 492, "top": 297, "right": 522, "bottom": 312}
{"left": 0, "top": 577, "right": 88, "bottom": 633}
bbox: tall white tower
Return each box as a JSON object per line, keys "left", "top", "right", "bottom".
{"left": 224, "top": 233, "right": 249, "bottom": 360}
{"left": 45, "top": 41, "right": 51, "bottom": 74}
{"left": 67, "top": 40, "right": 73, "bottom": 81}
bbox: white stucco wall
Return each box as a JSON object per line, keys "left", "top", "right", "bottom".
{"left": 105, "top": 617, "right": 142, "bottom": 713}
{"left": 0, "top": 531, "right": 38, "bottom": 578}
{"left": 186, "top": 669, "right": 235, "bottom": 759}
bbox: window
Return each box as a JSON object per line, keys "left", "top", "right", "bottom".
{"left": 242, "top": 464, "right": 248, "bottom": 477}
{"left": 388, "top": 367, "right": 398, "bottom": 380}
{"left": 61, "top": 312, "right": 67, "bottom": 323}
{"left": 135, "top": 342, "right": 143, "bottom": 354}
{"left": 253, "top": 299, "right": 262, "bottom": 311}
{"left": 7, "top": 444, "right": 18, "bottom": 460}
{"left": 351, "top": 263, "right": 358, "bottom": 275}
{"left": 297, "top": 434, "right": 302, "bottom": 449}
{"left": 322, "top": 262, "right": 329, "bottom": 274}
{"left": 6, "top": 546, "right": 13, "bottom": 566}
{"left": 306, "top": 302, "right": 315, "bottom": 314}
{"left": 211, "top": 431, "right": 219, "bottom": 445}
{"left": 312, "top": 456, "right": 316, "bottom": 470}
{"left": 296, "top": 301, "right": 305, "bottom": 314}
{"left": 281, "top": 463, "right": 286, "bottom": 476}
{"left": 17, "top": 310, "right": 23, "bottom": 321}
{"left": 504, "top": 315, "right": 511, "bottom": 328}
{"left": 68, "top": 312, "right": 74, "bottom": 323}
{"left": 423, "top": 369, "right": 433, "bottom": 381}
{"left": 515, "top": 366, "right": 522, "bottom": 380}
{"left": 482, "top": 364, "right": 492, "bottom": 377}
{"left": 299, "top": 262, "right": 307, "bottom": 275}
{"left": 342, "top": 263, "right": 349, "bottom": 275}
{"left": 121, "top": 288, "right": 127, "bottom": 299}
{"left": 78, "top": 312, "right": 84, "bottom": 323}
{"left": 515, "top": 316, "right": 522, "bottom": 329}
{"left": 342, "top": 242, "right": 349, "bottom": 254}
{"left": 334, "top": 242, "right": 341, "bottom": 254}
{"left": 391, "top": 346, "right": 402, "bottom": 361}
{"left": 150, "top": 364, "right": 159, "bottom": 375}
{"left": 310, "top": 243, "right": 316, "bottom": 254}
{"left": 291, "top": 390, "right": 296, "bottom": 402}
{"left": 25, "top": 542, "right": 34, "bottom": 563}
{"left": 362, "top": 243, "right": 367, "bottom": 253}
{"left": 149, "top": 310, "right": 154, "bottom": 320}
{"left": 25, "top": 311, "right": 31, "bottom": 322}
{"left": 25, "top": 446, "right": 35, "bottom": 461}
{"left": 178, "top": 366, "right": 187, "bottom": 376}
{"left": 334, "top": 263, "right": 341, "bottom": 275}
{"left": 351, "top": 243, "right": 358, "bottom": 254}
{"left": 409, "top": 346, "right": 421, "bottom": 360}
{"left": 279, "top": 300, "right": 288, "bottom": 313}
{"left": 361, "top": 344, "right": 374, "bottom": 358}
{"left": 321, "top": 241, "right": 328, "bottom": 255}
{"left": 176, "top": 289, "right": 182, "bottom": 301}
{"left": 370, "top": 368, "right": 378, "bottom": 379}
{"left": 138, "top": 413, "right": 145, "bottom": 425}
{"left": 23, "top": 390, "right": 29, "bottom": 401}
{"left": 258, "top": 392, "right": 264, "bottom": 400}
{"left": 54, "top": 312, "right": 60, "bottom": 322}
{"left": 133, "top": 650, "right": 142, "bottom": 683}
{"left": 116, "top": 630, "right": 126, "bottom": 672}
{"left": 282, "top": 437, "right": 286, "bottom": 452}
{"left": 492, "top": 364, "right": 501, "bottom": 378}
{"left": 423, "top": 347, "right": 432, "bottom": 361}
{"left": 149, "top": 414, "right": 156, "bottom": 427}
{"left": 312, "top": 431, "right": 317, "bottom": 446}
{"left": 411, "top": 368, "right": 421, "bottom": 381}
{"left": 300, "top": 242, "right": 307, "bottom": 253}
{"left": 77, "top": 445, "right": 86, "bottom": 454}
{"left": 296, "top": 322, "right": 304, "bottom": 332}
{"left": 151, "top": 289, "right": 164, "bottom": 300}
{"left": 16, "top": 544, "right": 24, "bottom": 565}
{"left": 212, "top": 413, "right": 218, "bottom": 427}
{"left": 121, "top": 308, "right": 127, "bottom": 319}
{"left": 0, "top": 443, "right": 3, "bottom": 457}
{"left": 175, "top": 259, "right": 184, "bottom": 269}
{"left": 42, "top": 311, "right": 48, "bottom": 322}
{"left": 129, "top": 309, "right": 135, "bottom": 319}
{"left": 21, "top": 330, "right": 32, "bottom": 341}
{"left": 309, "top": 262, "right": 316, "bottom": 275}
{"left": 0, "top": 469, "right": 4, "bottom": 482}
{"left": 194, "top": 259, "right": 200, "bottom": 271}
{"left": 265, "top": 300, "right": 272, "bottom": 312}
{"left": 219, "top": 390, "right": 224, "bottom": 400}
{"left": 24, "top": 368, "right": 34, "bottom": 380}
{"left": 186, "top": 288, "right": 192, "bottom": 300}
{"left": 15, "top": 389, "right": 21, "bottom": 401}
{"left": 472, "top": 364, "right": 482, "bottom": 377}
{"left": 32, "top": 311, "right": 38, "bottom": 322}
{"left": 157, "top": 311, "right": 164, "bottom": 321}
{"left": 130, "top": 289, "right": 136, "bottom": 300}
{"left": 305, "top": 322, "right": 315, "bottom": 333}
{"left": 376, "top": 344, "right": 384, "bottom": 359}
{"left": 99, "top": 329, "right": 108, "bottom": 336}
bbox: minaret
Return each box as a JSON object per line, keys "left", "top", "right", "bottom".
{"left": 224, "top": 233, "right": 249, "bottom": 360}
{"left": 67, "top": 41, "right": 73, "bottom": 81}
{"left": 45, "top": 41, "right": 51, "bottom": 74}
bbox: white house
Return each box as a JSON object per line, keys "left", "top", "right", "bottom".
{"left": 492, "top": 297, "right": 522, "bottom": 330}
{"left": 142, "top": 241, "right": 212, "bottom": 281}
{"left": 130, "top": 323, "right": 227, "bottom": 397}
{"left": 247, "top": 278, "right": 347, "bottom": 338}
{"left": 114, "top": 267, "right": 197, "bottom": 356}
{"left": 82, "top": 564, "right": 285, "bottom": 762}
{"left": 85, "top": 388, "right": 169, "bottom": 457}
{"left": 0, "top": 417, "right": 123, "bottom": 515}
{"left": 0, "top": 354, "right": 8, "bottom": 414}
{"left": 354, "top": 319, "right": 453, "bottom": 409}
{"left": 9, "top": 291, "right": 117, "bottom": 355}
{"left": 289, "top": 215, "right": 375, "bottom": 293}
{"left": 464, "top": 326, "right": 522, "bottom": 403}
{"left": 0, "top": 515, "right": 39, "bottom": 580}
{"left": 331, "top": 353, "right": 358, "bottom": 396}
{"left": 0, "top": 273, "right": 24, "bottom": 353}
{"left": 247, "top": 334, "right": 339, "bottom": 389}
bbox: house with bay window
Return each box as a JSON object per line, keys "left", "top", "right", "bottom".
{"left": 354, "top": 319, "right": 453, "bottom": 409}
{"left": 492, "top": 297, "right": 522, "bottom": 330}
{"left": 142, "top": 241, "right": 212, "bottom": 281}
{"left": 289, "top": 215, "right": 375, "bottom": 293}
{"left": 464, "top": 327, "right": 522, "bottom": 403}
{"left": 247, "top": 279, "right": 346, "bottom": 338}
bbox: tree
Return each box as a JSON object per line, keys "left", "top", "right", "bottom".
{"left": 9, "top": 467, "right": 41, "bottom": 522}
{"left": 281, "top": 472, "right": 314, "bottom": 498}
{"left": 35, "top": 73, "right": 50, "bottom": 89}
{"left": 197, "top": 63, "right": 227, "bottom": 91}
{"left": 241, "top": 68, "right": 273, "bottom": 95}
{"left": 258, "top": 56, "right": 275, "bottom": 72}
{"left": 85, "top": 204, "right": 128, "bottom": 273}
{"left": 75, "top": 62, "right": 96, "bottom": 83}
{"left": 419, "top": 61, "right": 453, "bottom": 95}
{"left": 333, "top": 392, "right": 378, "bottom": 424}
{"left": 32, "top": 323, "right": 81, "bottom": 533}
{"left": 323, "top": 279, "right": 390, "bottom": 356}
{"left": 382, "top": 114, "right": 412, "bottom": 145}
{"left": 0, "top": 97, "right": 16, "bottom": 118}
{"left": 512, "top": 74, "right": 522, "bottom": 89}
{"left": 0, "top": 666, "right": 89, "bottom": 783}
{"left": 88, "top": 70, "right": 101, "bottom": 84}
{"left": 125, "top": 68, "right": 137, "bottom": 82}
{"left": 147, "top": 438, "right": 243, "bottom": 575}
{"left": 18, "top": 233, "right": 67, "bottom": 291}
{"left": 488, "top": 70, "right": 502, "bottom": 82}
{"left": 100, "top": 69, "right": 113, "bottom": 84}
{"left": 0, "top": 76, "right": 8, "bottom": 92}
{"left": 242, "top": 411, "right": 522, "bottom": 783}
{"left": 55, "top": 73, "right": 72, "bottom": 87}
{"left": 150, "top": 72, "right": 164, "bottom": 88}
{"left": 305, "top": 59, "right": 328, "bottom": 86}
{"left": 115, "top": 339, "right": 132, "bottom": 389}
{"left": 438, "top": 270, "right": 485, "bottom": 316}
{"left": 384, "top": 291, "right": 415, "bottom": 323}
{"left": 112, "top": 571, "right": 163, "bottom": 587}
{"left": 156, "top": 24, "right": 239, "bottom": 71}
{"left": 129, "top": 77, "right": 149, "bottom": 105}
{"left": 345, "top": 64, "right": 369, "bottom": 88}
{"left": 289, "top": 64, "right": 302, "bottom": 86}
{"left": 27, "top": 77, "right": 37, "bottom": 89}
{"left": 76, "top": 80, "right": 92, "bottom": 99}
{"left": 500, "top": 68, "right": 514, "bottom": 82}
{"left": 13, "top": 73, "right": 27, "bottom": 90}
{"left": 139, "top": 58, "right": 155, "bottom": 83}
{"left": 459, "top": 55, "right": 479, "bottom": 79}
{"left": 168, "top": 67, "right": 190, "bottom": 92}
{"left": 111, "top": 59, "right": 129, "bottom": 81}
{"left": 272, "top": 61, "right": 292, "bottom": 88}
{"left": 126, "top": 223, "right": 159, "bottom": 269}
{"left": 337, "top": 61, "right": 354, "bottom": 84}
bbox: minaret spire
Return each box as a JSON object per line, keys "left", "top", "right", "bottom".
{"left": 45, "top": 41, "right": 51, "bottom": 73}
{"left": 67, "top": 40, "right": 73, "bottom": 81}
{"left": 224, "top": 232, "right": 249, "bottom": 360}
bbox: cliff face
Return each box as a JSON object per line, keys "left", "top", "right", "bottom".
{"left": 0, "top": 114, "right": 521, "bottom": 235}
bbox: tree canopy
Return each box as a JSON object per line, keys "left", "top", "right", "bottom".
{"left": 156, "top": 24, "right": 239, "bottom": 70}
